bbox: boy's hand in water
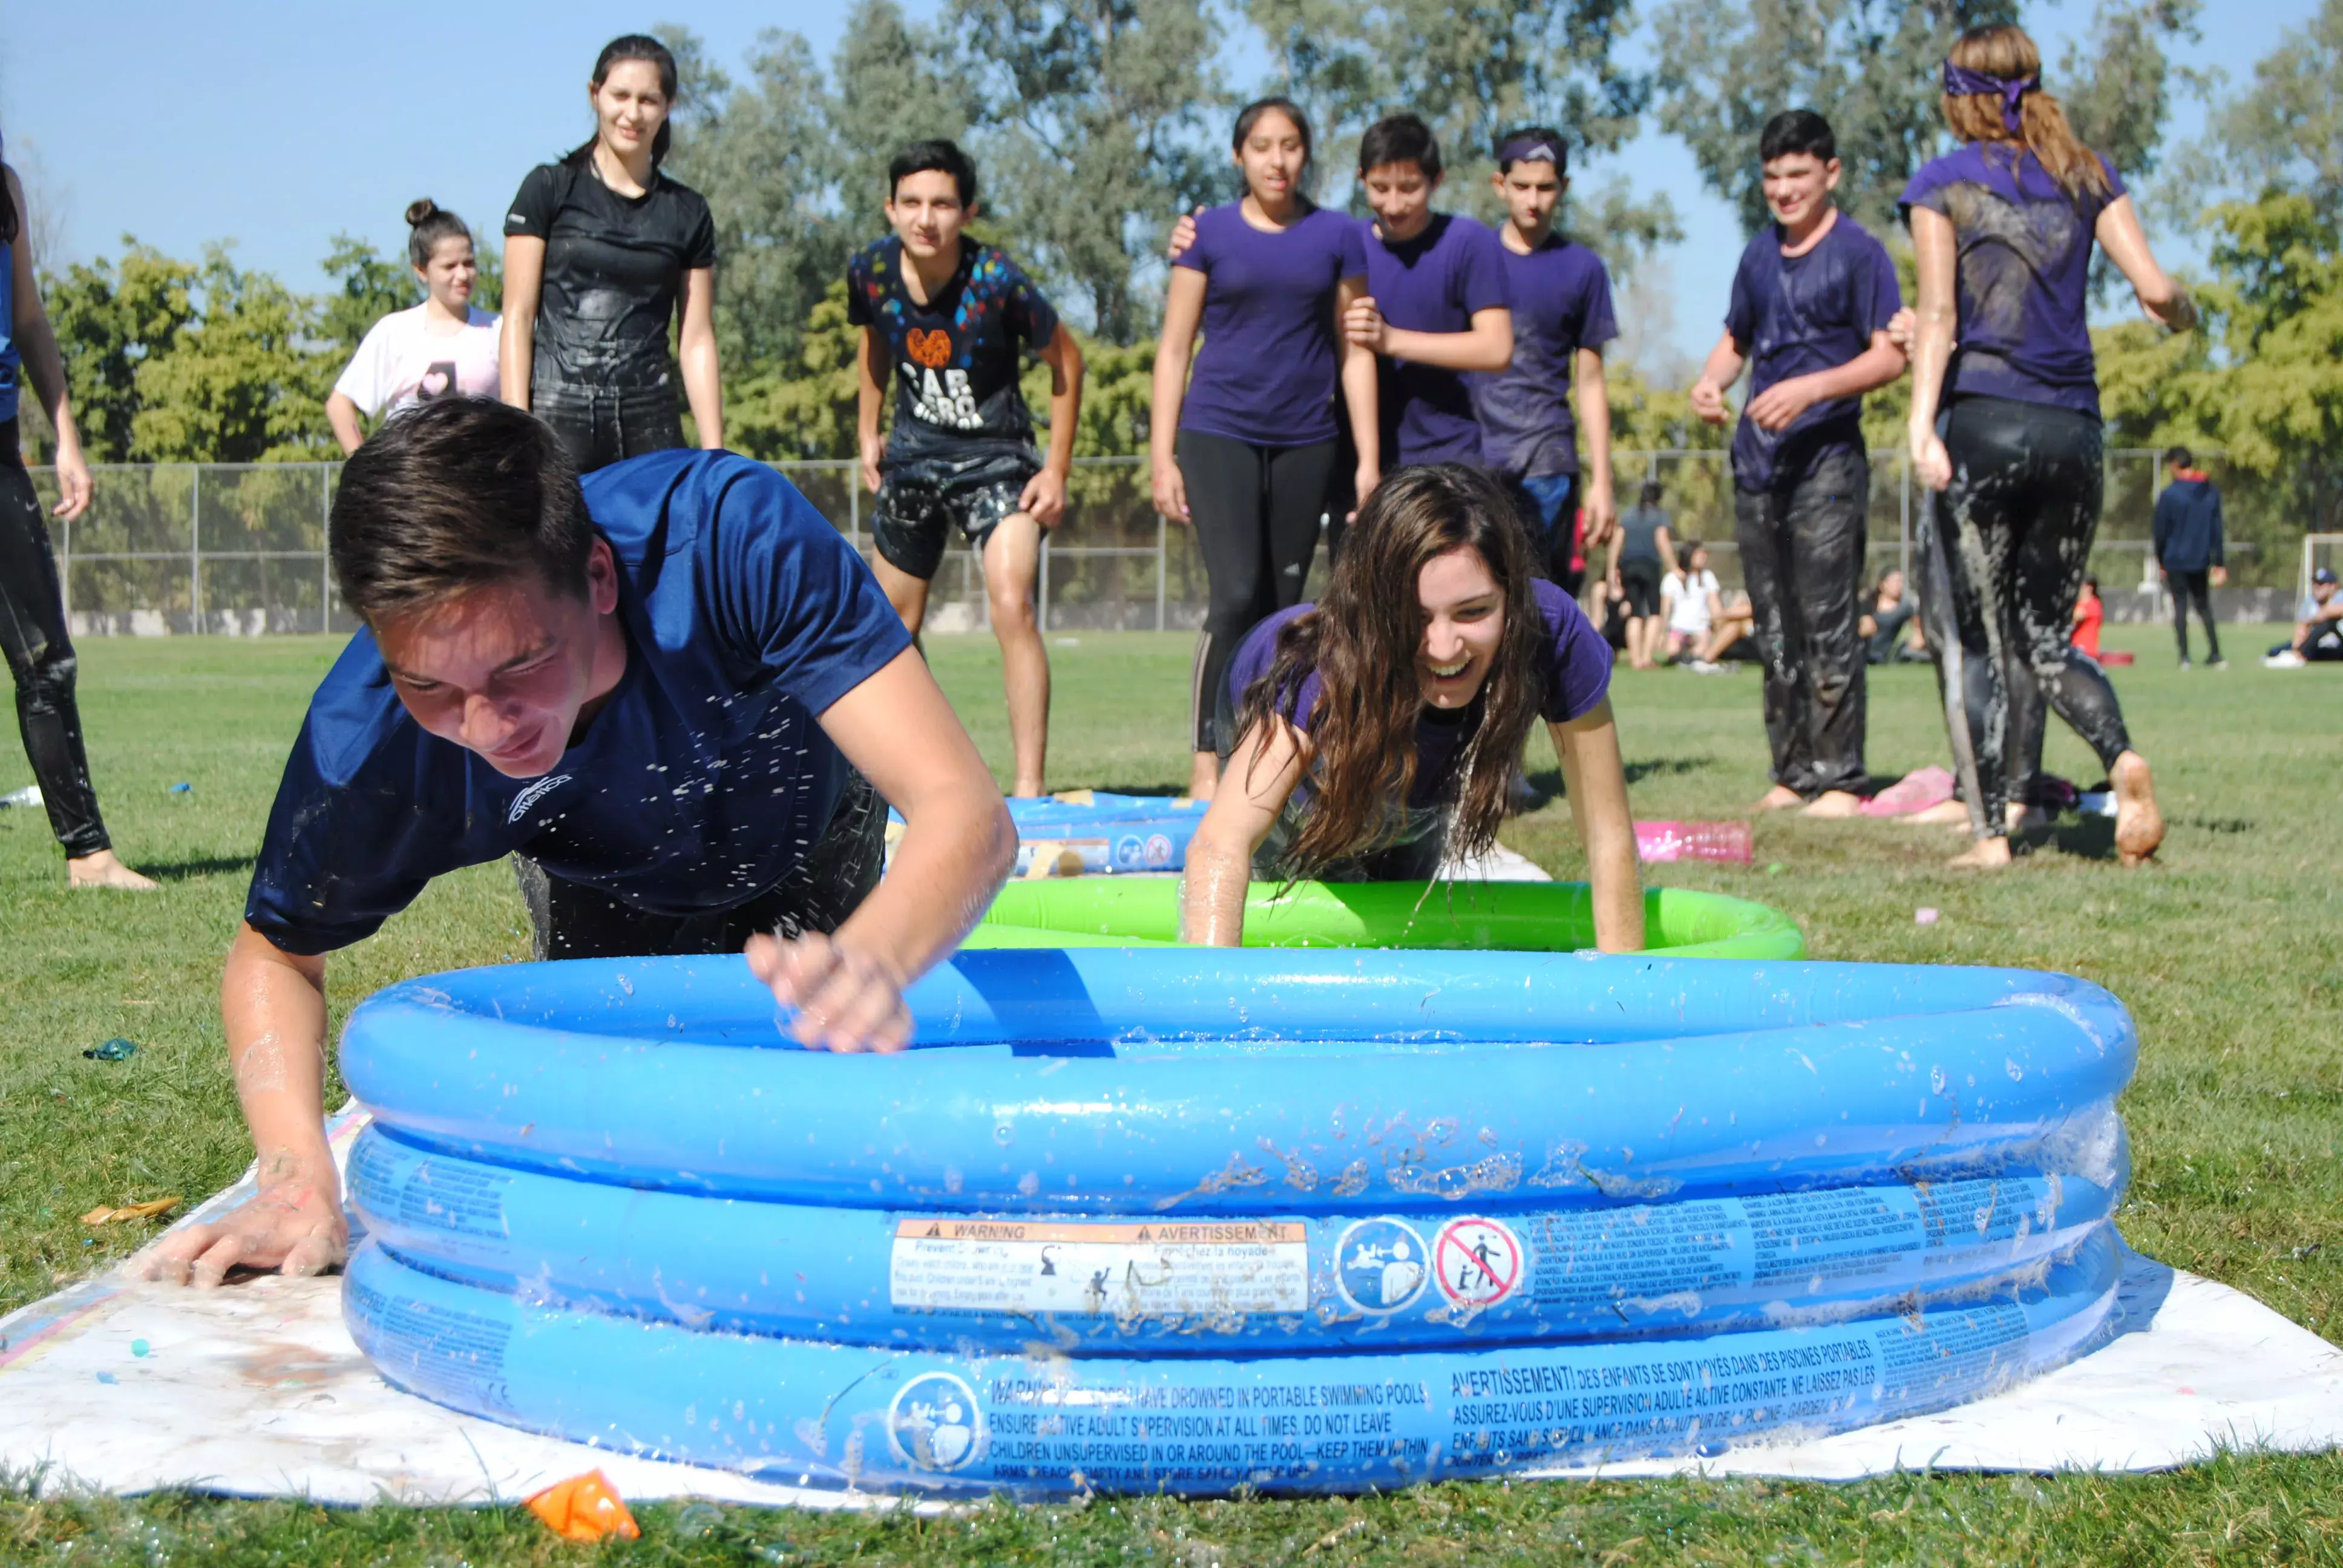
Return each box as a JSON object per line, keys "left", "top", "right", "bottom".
{"left": 142, "top": 1172, "right": 347, "bottom": 1287}
{"left": 747, "top": 930, "right": 913, "bottom": 1053}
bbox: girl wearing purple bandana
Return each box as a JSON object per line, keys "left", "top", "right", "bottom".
{"left": 1902, "top": 22, "right": 2194, "bottom": 869}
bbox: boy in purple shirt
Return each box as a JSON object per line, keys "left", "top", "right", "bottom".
{"left": 1344, "top": 114, "right": 1514, "bottom": 469}
{"left": 1469, "top": 125, "right": 1620, "bottom": 593}
{"left": 1691, "top": 109, "right": 1905, "bottom": 818}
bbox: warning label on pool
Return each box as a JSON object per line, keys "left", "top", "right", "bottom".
{"left": 890, "top": 1219, "right": 1309, "bottom": 1316}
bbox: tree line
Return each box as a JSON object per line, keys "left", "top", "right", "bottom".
{"left": 21, "top": 0, "right": 2342, "bottom": 535}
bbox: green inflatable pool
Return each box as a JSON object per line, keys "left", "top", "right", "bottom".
{"left": 966, "top": 877, "right": 1804, "bottom": 959}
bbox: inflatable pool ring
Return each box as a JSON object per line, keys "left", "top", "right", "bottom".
{"left": 887, "top": 791, "right": 1202, "bottom": 878}
{"left": 342, "top": 950, "right": 2134, "bottom": 1497}
{"left": 969, "top": 878, "right": 1807, "bottom": 960}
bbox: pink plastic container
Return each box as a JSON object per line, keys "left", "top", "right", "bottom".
{"left": 1634, "top": 819, "right": 1754, "bottom": 865}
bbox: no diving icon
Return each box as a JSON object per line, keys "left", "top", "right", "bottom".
{"left": 1433, "top": 1217, "right": 1522, "bottom": 1308}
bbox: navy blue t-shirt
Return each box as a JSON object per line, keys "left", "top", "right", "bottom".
{"left": 1722, "top": 213, "right": 1900, "bottom": 492}
{"left": 1470, "top": 235, "right": 1618, "bottom": 479}
{"left": 1898, "top": 145, "right": 2126, "bottom": 418}
{"left": 244, "top": 451, "right": 912, "bottom": 955}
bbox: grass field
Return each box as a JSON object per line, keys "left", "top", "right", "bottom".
{"left": 2, "top": 625, "right": 2339, "bottom": 1566}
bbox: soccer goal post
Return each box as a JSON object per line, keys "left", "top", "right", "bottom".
{"left": 2302, "top": 535, "right": 2343, "bottom": 604}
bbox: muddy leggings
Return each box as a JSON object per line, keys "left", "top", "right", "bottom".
{"left": 1916, "top": 396, "right": 2131, "bottom": 841}
{"left": 1, "top": 433, "right": 111, "bottom": 858}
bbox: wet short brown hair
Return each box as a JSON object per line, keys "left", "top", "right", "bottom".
{"left": 330, "top": 398, "right": 595, "bottom": 622}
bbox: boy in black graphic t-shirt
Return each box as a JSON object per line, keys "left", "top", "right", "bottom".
{"left": 850, "top": 139, "right": 1084, "bottom": 797}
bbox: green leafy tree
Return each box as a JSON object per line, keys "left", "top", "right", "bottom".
{"left": 315, "top": 237, "right": 417, "bottom": 356}
{"left": 2171, "top": 0, "right": 2342, "bottom": 226}
{"left": 830, "top": 0, "right": 981, "bottom": 231}
{"left": 1654, "top": 0, "right": 2019, "bottom": 235}
{"left": 951, "top": 0, "right": 1223, "bottom": 343}
{"left": 128, "top": 246, "right": 330, "bottom": 463}
{"left": 664, "top": 24, "right": 852, "bottom": 388}
{"left": 38, "top": 242, "right": 200, "bottom": 463}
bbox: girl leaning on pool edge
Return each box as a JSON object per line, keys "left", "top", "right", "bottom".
{"left": 1180, "top": 464, "right": 1643, "bottom": 950}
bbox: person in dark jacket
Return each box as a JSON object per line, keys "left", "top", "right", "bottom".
{"left": 2152, "top": 445, "right": 2225, "bottom": 668}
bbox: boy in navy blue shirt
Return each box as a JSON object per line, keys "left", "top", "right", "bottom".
{"left": 2151, "top": 444, "right": 2226, "bottom": 667}
{"left": 148, "top": 399, "right": 1014, "bottom": 1289}
{"left": 1470, "top": 125, "right": 1619, "bottom": 593}
{"left": 1692, "top": 109, "right": 1906, "bottom": 817}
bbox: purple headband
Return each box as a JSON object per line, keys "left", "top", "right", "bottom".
{"left": 1943, "top": 61, "right": 2036, "bottom": 133}
{"left": 1496, "top": 135, "right": 1560, "bottom": 168}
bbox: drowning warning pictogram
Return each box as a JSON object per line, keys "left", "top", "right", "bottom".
{"left": 1432, "top": 1216, "right": 1522, "bottom": 1308}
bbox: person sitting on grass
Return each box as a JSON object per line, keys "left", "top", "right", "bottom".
{"left": 1858, "top": 566, "right": 1919, "bottom": 664}
{"left": 2266, "top": 566, "right": 2342, "bottom": 666}
{"left": 1660, "top": 541, "right": 1725, "bottom": 667}
{"left": 1181, "top": 464, "right": 1642, "bottom": 951}
{"left": 2071, "top": 573, "right": 2104, "bottom": 659}
{"left": 1703, "top": 587, "right": 1758, "bottom": 665}
{"left": 853, "top": 139, "right": 1084, "bottom": 799}
{"left": 146, "top": 399, "right": 1015, "bottom": 1287}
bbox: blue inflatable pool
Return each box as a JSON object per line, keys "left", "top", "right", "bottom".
{"left": 892, "top": 791, "right": 1201, "bottom": 877}
{"left": 341, "top": 949, "right": 2135, "bottom": 1497}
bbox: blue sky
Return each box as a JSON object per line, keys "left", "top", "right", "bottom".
{"left": 0, "top": 0, "right": 2313, "bottom": 369}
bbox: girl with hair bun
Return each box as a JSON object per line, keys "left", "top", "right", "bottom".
{"left": 1182, "top": 463, "right": 1640, "bottom": 950}
{"left": 326, "top": 200, "right": 499, "bottom": 454}
{"left": 1901, "top": 21, "right": 2191, "bottom": 869}
{"left": 499, "top": 33, "right": 722, "bottom": 472}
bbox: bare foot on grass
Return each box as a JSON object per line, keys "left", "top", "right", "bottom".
{"left": 1947, "top": 835, "right": 2013, "bottom": 870}
{"left": 1904, "top": 799, "right": 1972, "bottom": 828}
{"left": 1754, "top": 785, "right": 1805, "bottom": 812}
{"left": 1803, "top": 789, "right": 1863, "bottom": 818}
{"left": 2111, "top": 751, "right": 2164, "bottom": 867}
{"left": 67, "top": 851, "right": 159, "bottom": 892}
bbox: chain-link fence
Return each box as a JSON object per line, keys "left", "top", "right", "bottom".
{"left": 24, "top": 448, "right": 2279, "bottom": 636}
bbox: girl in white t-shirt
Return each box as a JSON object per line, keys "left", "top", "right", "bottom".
{"left": 326, "top": 200, "right": 500, "bottom": 452}
{"left": 1660, "top": 542, "right": 1724, "bottom": 661}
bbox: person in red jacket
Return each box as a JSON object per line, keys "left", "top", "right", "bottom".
{"left": 2071, "top": 573, "right": 2103, "bottom": 659}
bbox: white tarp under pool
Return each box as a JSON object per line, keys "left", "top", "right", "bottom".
{"left": 2, "top": 1108, "right": 2337, "bottom": 1508}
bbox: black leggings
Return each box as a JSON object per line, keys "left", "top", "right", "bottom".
{"left": 1179, "top": 431, "right": 1337, "bottom": 752}
{"left": 0, "top": 437, "right": 110, "bottom": 858}
{"left": 1918, "top": 397, "right": 2131, "bottom": 840}
{"left": 2169, "top": 569, "right": 2220, "bottom": 662}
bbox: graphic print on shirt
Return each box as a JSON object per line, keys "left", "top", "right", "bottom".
{"left": 418, "top": 361, "right": 458, "bottom": 402}
{"left": 847, "top": 235, "right": 1061, "bottom": 460}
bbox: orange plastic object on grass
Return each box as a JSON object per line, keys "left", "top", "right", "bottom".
{"left": 524, "top": 1469, "right": 641, "bottom": 1542}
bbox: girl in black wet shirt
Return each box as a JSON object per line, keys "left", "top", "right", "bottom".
{"left": 500, "top": 34, "right": 722, "bottom": 472}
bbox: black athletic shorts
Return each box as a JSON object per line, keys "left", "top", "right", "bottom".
{"left": 871, "top": 446, "right": 1040, "bottom": 580}
{"left": 1618, "top": 557, "right": 1663, "bottom": 619}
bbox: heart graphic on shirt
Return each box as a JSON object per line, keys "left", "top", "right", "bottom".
{"left": 905, "top": 327, "right": 953, "bottom": 368}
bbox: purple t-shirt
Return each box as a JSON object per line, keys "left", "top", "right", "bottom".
{"left": 1226, "top": 578, "right": 1610, "bottom": 811}
{"left": 1899, "top": 145, "right": 2127, "bottom": 417}
{"left": 1470, "top": 235, "right": 1618, "bottom": 479}
{"left": 1366, "top": 214, "right": 1511, "bottom": 466}
{"left": 1175, "top": 203, "right": 1368, "bottom": 447}
{"left": 1722, "top": 213, "right": 1901, "bottom": 492}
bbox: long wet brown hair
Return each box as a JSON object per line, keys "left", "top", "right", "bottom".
{"left": 1942, "top": 24, "right": 2111, "bottom": 200}
{"left": 1237, "top": 465, "right": 1545, "bottom": 878}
